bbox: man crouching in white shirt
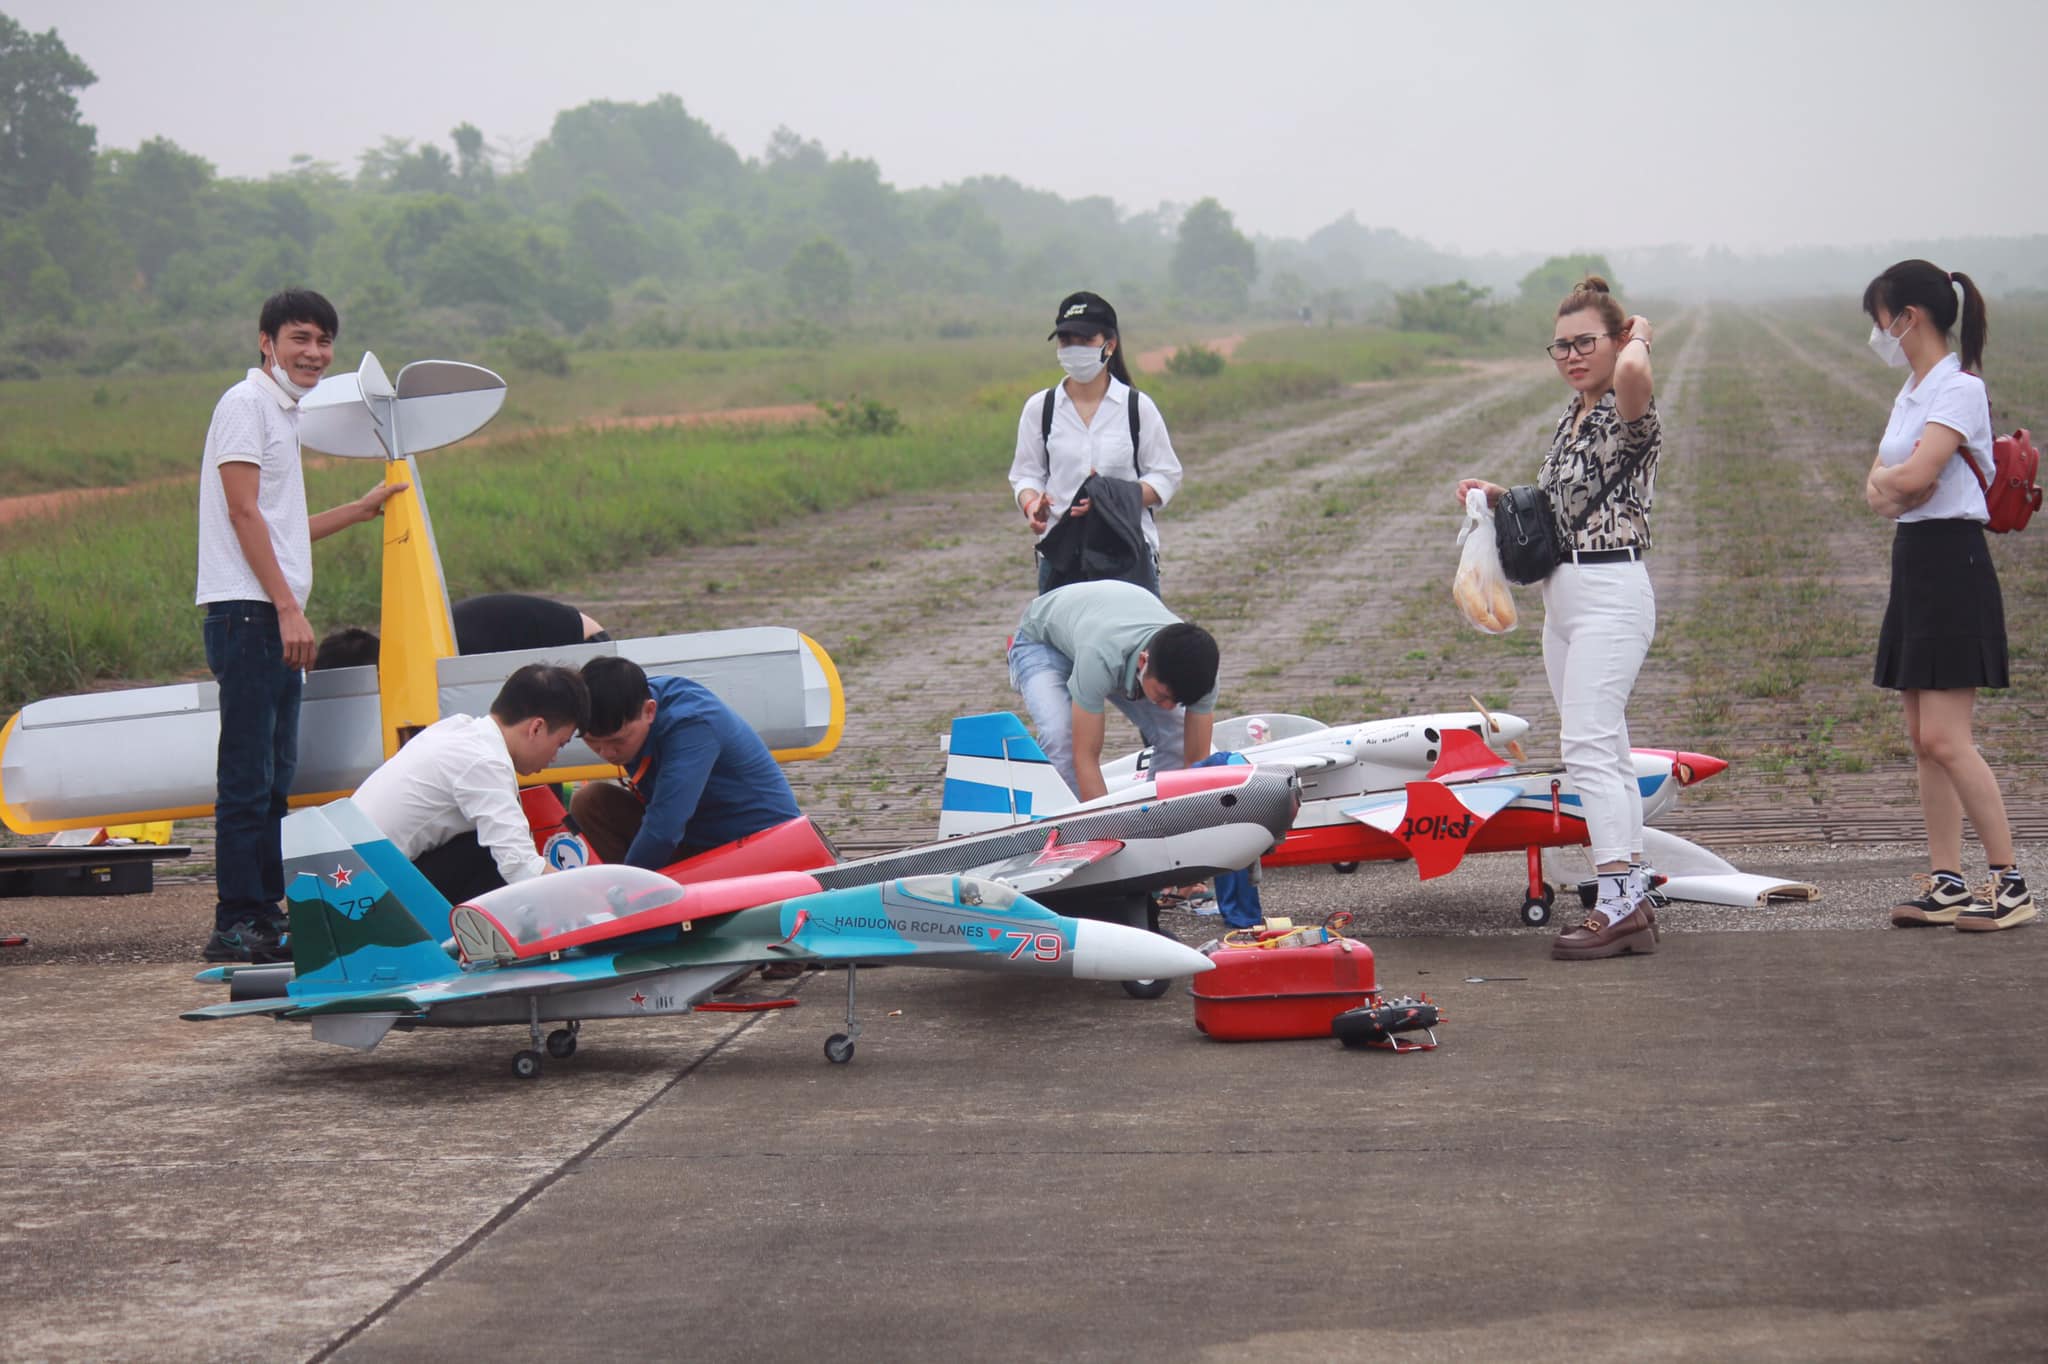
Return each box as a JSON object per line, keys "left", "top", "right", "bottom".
{"left": 352, "top": 664, "right": 589, "bottom": 905}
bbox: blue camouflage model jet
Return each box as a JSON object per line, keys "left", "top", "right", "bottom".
{"left": 185, "top": 800, "right": 1212, "bottom": 1078}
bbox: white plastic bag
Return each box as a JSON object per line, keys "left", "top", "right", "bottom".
{"left": 1453, "top": 488, "right": 1519, "bottom": 634}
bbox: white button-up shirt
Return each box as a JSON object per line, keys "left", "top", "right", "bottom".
{"left": 1009, "top": 377, "right": 1183, "bottom": 554}
{"left": 351, "top": 713, "right": 546, "bottom": 884}
{"left": 1879, "top": 352, "right": 1994, "bottom": 524}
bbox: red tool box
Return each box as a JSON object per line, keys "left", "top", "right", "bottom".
{"left": 1191, "top": 922, "right": 1377, "bottom": 1041}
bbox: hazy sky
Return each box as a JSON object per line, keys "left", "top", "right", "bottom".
{"left": 15, "top": 0, "right": 2046, "bottom": 256}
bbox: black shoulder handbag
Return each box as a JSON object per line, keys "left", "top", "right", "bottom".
{"left": 1494, "top": 485, "right": 1561, "bottom": 585}
{"left": 1493, "top": 442, "right": 1653, "bottom": 585}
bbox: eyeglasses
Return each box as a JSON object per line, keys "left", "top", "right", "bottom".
{"left": 1544, "top": 333, "right": 1614, "bottom": 360}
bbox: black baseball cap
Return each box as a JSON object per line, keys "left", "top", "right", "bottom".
{"left": 1048, "top": 291, "right": 1119, "bottom": 340}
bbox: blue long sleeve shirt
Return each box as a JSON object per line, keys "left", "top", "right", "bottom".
{"left": 618, "top": 675, "right": 801, "bottom": 869}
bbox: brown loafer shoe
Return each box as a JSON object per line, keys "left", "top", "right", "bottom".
{"left": 1552, "top": 904, "right": 1657, "bottom": 961}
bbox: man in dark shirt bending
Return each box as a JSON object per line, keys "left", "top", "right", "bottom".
{"left": 571, "top": 655, "right": 801, "bottom": 868}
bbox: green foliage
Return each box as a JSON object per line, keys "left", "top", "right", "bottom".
{"left": 0, "top": 14, "right": 98, "bottom": 206}
{"left": 1393, "top": 280, "right": 1502, "bottom": 339}
{"left": 1517, "top": 253, "right": 1618, "bottom": 306}
{"left": 496, "top": 327, "right": 571, "bottom": 377}
{"left": 1172, "top": 198, "right": 1257, "bottom": 309}
{"left": 1164, "top": 343, "right": 1226, "bottom": 377}
{"left": 784, "top": 236, "right": 853, "bottom": 320}
{"left": 818, "top": 396, "right": 901, "bottom": 435}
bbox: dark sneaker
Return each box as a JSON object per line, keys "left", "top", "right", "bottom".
{"left": 202, "top": 920, "right": 290, "bottom": 965}
{"left": 1890, "top": 874, "right": 1977, "bottom": 927}
{"left": 1956, "top": 875, "right": 2036, "bottom": 933}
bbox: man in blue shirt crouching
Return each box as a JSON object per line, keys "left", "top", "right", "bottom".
{"left": 570, "top": 656, "right": 801, "bottom": 869}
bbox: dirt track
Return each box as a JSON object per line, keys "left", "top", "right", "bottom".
{"left": 11, "top": 308, "right": 2044, "bottom": 903}
{"left": 566, "top": 310, "right": 2045, "bottom": 855}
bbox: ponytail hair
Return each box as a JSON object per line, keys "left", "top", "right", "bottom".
{"left": 1106, "top": 329, "right": 1135, "bottom": 388}
{"left": 1952, "top": 270, "right": 1987, "bottom": 375}
{"left": 1861, "top": 259, "right": 1989, "bottom": 373}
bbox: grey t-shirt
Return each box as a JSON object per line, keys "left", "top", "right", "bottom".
{"left": 1013, "top": 580, "right": 1216, "bottom": 715}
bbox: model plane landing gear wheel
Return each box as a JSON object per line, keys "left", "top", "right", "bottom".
{"left": 1333, "top": 862, "right": 1360, "bottom": 875}
{"left": 1519, "top": 892, "right": 1554, "bottom": 927}
{"left": 546, "top": 1025, "right": 579, "bottom": 1059}
{"left": 513, "top": 1050, "right": 544, "bottom": 1080}
{"left": 1121, "top": 978, "right": 1173, "bottom": 1000}
{"left": 821, "top": 963, "right": 862, "bottom": 1064}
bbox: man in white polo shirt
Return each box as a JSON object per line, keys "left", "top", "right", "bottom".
{"left": 351, "top": 664, "right": 589, "bottom": 906}
{"left": 195, "top": 289, "right": 404, "bottom": 964}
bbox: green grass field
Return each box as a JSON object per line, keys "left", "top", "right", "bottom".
{"left": 0, "top": 325, "right": 1475, "bottom": 709}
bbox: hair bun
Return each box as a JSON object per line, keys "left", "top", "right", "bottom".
{"left": 1579, "top": 274, "right": 1611, "bottom": 293}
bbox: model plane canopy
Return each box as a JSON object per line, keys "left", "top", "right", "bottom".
{"left": 451, "top": 864, "right": 824, "bottom": 964}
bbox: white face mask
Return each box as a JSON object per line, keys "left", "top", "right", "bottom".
{"left": 1867, "top": 314, "right": 1914, "bottom": 369}
{"left": 266, "top": 356, "right": 312, "bottom": 400}
{"left": 1057, "top": 345, "right": 1108, "bottom": 383}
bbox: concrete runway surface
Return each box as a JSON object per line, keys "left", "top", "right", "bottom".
{"left": 4, "top": 854, "right": 2046, "bottom": 1362}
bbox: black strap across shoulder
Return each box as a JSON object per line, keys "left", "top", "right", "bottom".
{"left": 1040, "top": 384, "right": 1143, "bottom": 474}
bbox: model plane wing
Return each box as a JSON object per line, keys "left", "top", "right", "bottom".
{"left": 280, "top": 952, "right": 736, "bottom": 1017}
{"left": 1340, "top": 779, "right": 1524, "bottom": 879}
{"left": 964, "top": 836, "right": 1125, "bottom": 894}
{"left": 1259, "top": 753, "right": 1357, "bottom": 776}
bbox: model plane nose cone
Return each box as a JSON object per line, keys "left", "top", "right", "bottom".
{"left": 1672, "top": 751, "right": 1728, "bottom": 785}
{"left": 1069, "top": 919, "right": 1215, "bottom": 980}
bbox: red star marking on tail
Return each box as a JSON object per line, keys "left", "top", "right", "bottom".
{"left": 330, "top": 864, "right": 355, "bottom": 887}
{"left": 629, "top": 991, "right": 648, "bottom": 1008}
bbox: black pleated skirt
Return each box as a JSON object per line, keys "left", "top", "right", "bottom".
{"left": 1873, "top": 519, "right": 2009, "bottom": 691}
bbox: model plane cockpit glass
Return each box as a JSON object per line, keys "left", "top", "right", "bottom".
{"left": 896, "top": 874, "right": 1019, "bottom": 911}
{"left": 455, "top": 865, "right": 687, "bottom": 962}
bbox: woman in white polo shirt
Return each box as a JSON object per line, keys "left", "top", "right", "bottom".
{"left": 1861, "top": 259, "right": 2033, "bottom": 932}
{"left": 1458, "top": 276, "right": 1662, "bottom": 961}
{"left": 1008, "top": 291, "right": 1183, "bottom": 596}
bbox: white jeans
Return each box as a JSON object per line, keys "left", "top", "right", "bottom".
{"left": 1540, "top": 560, "right": 1656, "bottom": 865}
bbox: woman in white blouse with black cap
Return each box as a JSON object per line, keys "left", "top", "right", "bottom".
{"left": 1009, "top": 291, "right": 1183, "bottom": 595}
{"left": 1861, "top": 259, "right": 2032, "bottom": 933}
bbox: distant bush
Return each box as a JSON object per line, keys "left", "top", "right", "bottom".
{"left": 1393, "top": 280, "right": 1503, "bottom": 340}
{"left": 819, "top": 396, "right": 902, "bottom": 436}
{"left": 498, "top": 328, "right": 571, "bottom": 377}
{"left": 1165, "top": 344, "right": 1226, "bottom": 377}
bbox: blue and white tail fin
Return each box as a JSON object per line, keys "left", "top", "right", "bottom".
{"left": 279, "top": 800, "right": 456, "bottom": 992}
{"left": 938, "top": 713, "right": 1078, "bottom": 839}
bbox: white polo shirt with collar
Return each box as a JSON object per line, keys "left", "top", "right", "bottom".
{"left": 1008, "top": 376, "right": 1184, "bottom": 554}
{"left": 351, "top": 712, "right": 548, "bottom": 885}
{"left": 1879, "top": 352, "right": 1994, "bottom": 525}
{"left": 196, "top": 366, "right": 314, "bottom": 607}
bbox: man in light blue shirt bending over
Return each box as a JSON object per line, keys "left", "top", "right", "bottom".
{"left": 1008, "top": 579, "right": 1219, "bottom": 802}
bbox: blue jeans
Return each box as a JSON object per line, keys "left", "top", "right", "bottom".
{"left": 1008, "top": 637, "right": 1184, "bottom": 798}
{"left": 203, "top": 601, "right": 302, "bottom": 931}
{"left": 1193, "top": 753, "right": 1265, "bottom": 928}
{"left": 1035, "top": 550, "right": 1161, "bottom": 598}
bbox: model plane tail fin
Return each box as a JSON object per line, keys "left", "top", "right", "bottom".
{"left": 938, "top": 713, "right": 1076, "bottom": 839}
{"left": 279, "top": 800, "right": 456, "bottom": 990}
{"left": 1342, "top": 779, "right": 1524, "bottom": 880}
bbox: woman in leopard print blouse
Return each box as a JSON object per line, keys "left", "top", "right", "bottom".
{"left": 1457, "top": 275, "right": 1661, "bottom": 961}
